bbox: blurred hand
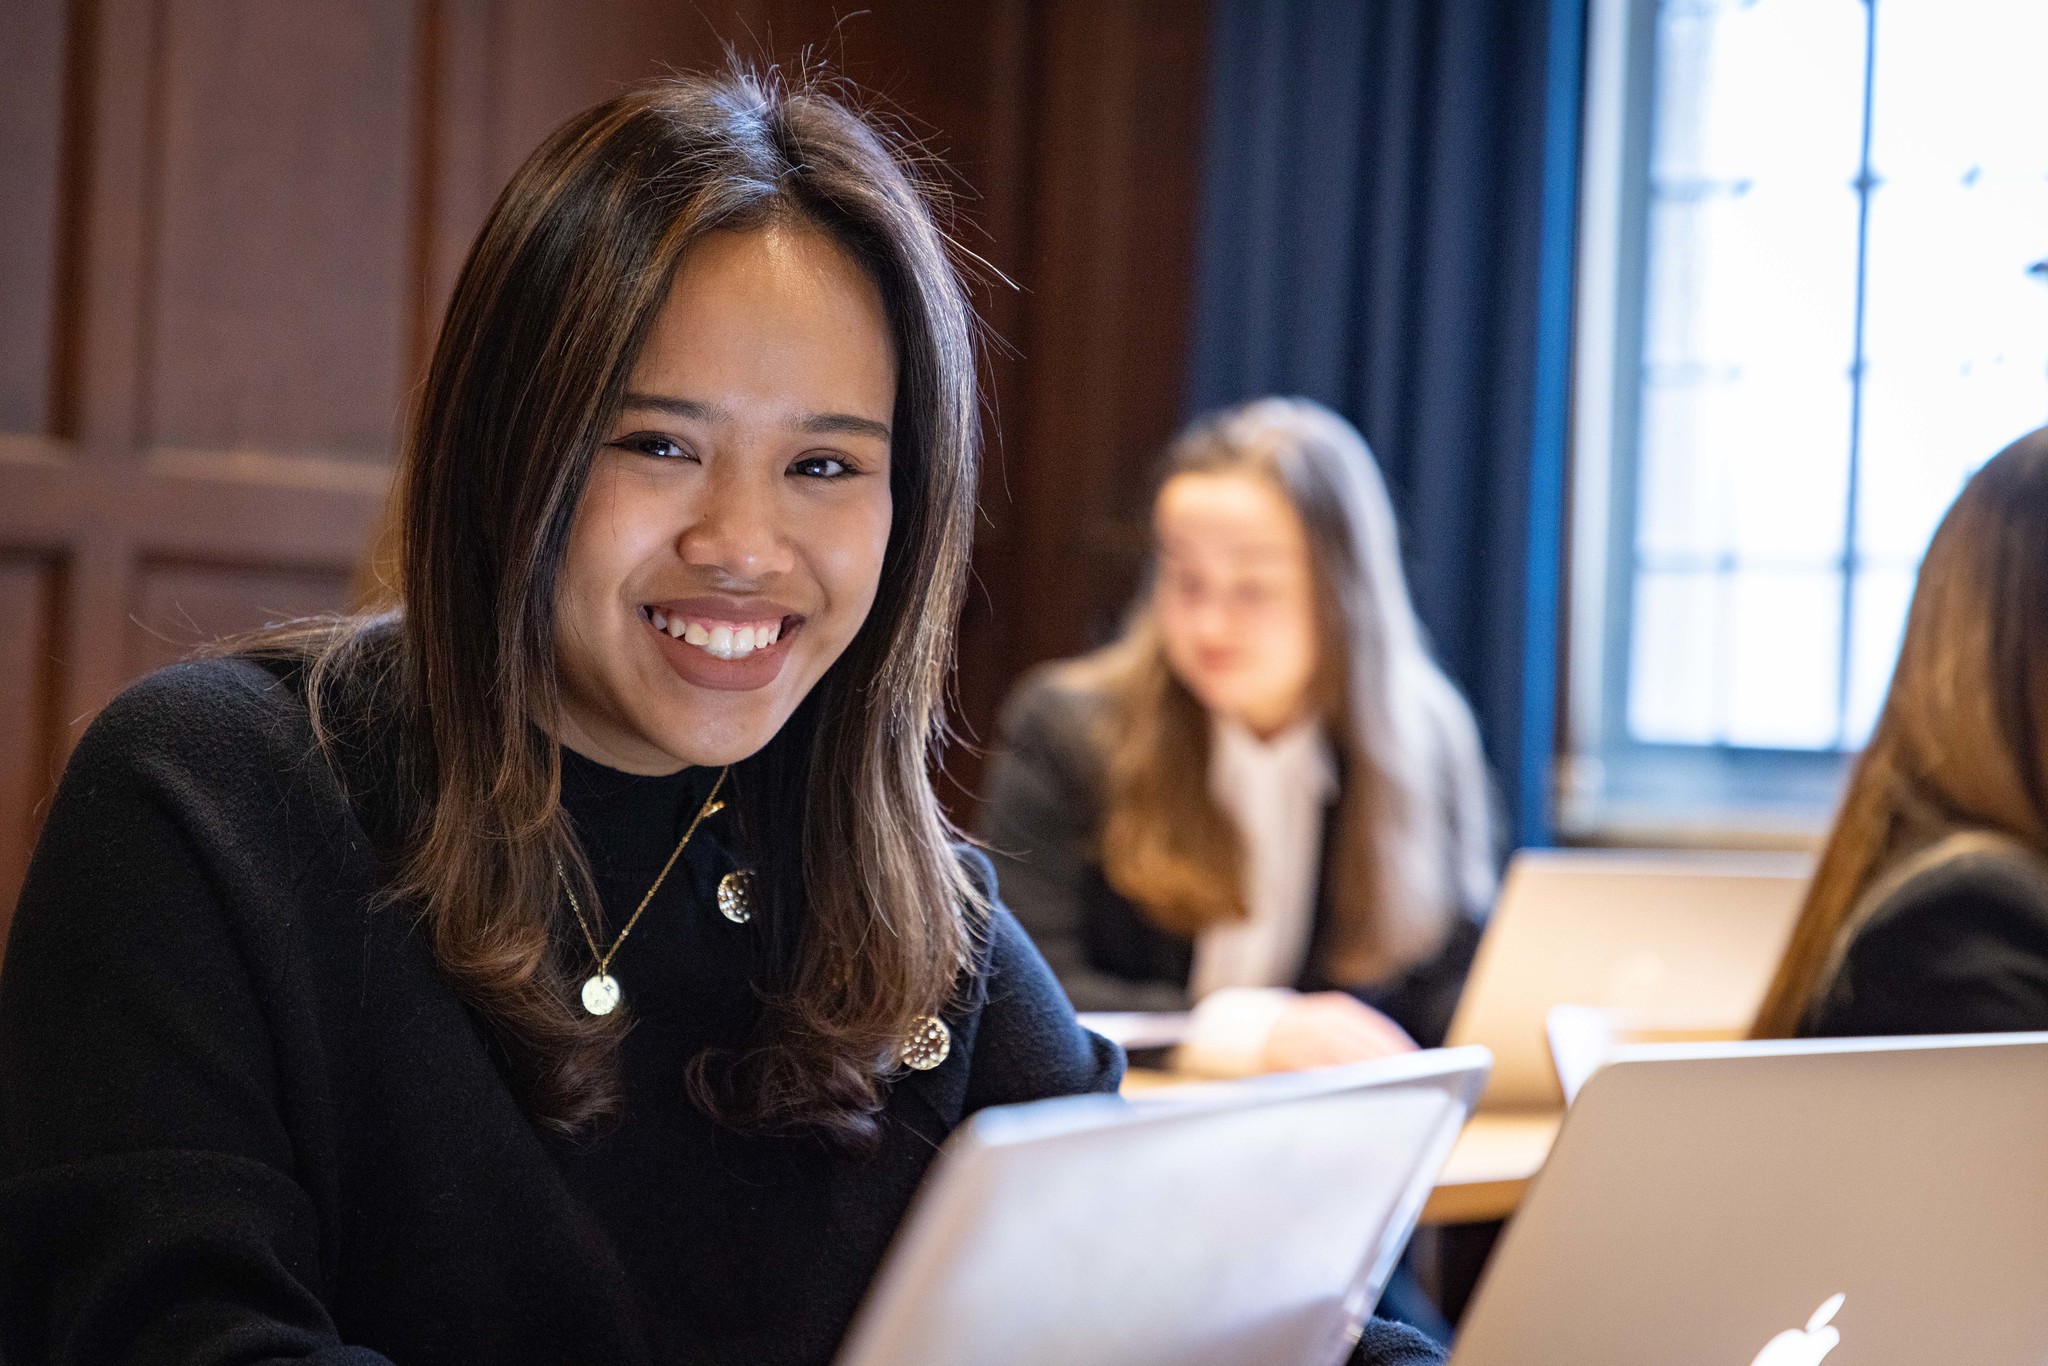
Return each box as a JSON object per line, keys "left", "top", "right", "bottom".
{"left": 1260, "top": 992, "right": 1416, "bottom": 1072}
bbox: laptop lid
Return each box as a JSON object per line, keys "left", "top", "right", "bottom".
{"left": 836, "top": 1046, "right": 1490, "bottom": 1366}
{"left": 1446, "top": 849, "right": 1810, "bottom": 1110}
{"left": 1452, "top": 1033, "right": 2048, "bottom": 1366}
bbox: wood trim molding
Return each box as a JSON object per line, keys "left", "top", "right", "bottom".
{"left": 0, "top": 436, "right": 387, "bottom": 566}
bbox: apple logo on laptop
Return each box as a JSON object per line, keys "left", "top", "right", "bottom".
{"left": 1748, "top": 1293, "right": 1845, "bottom": 1366}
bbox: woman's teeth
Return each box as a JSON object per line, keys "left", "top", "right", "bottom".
{"left": 648, "top": 610, "right": 783, "bottom": 661}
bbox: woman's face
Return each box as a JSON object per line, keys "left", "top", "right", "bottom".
{"left": 554, "top": 224, "right": 897, "bottom": 773}
{"left": 1153, "top": 470, "right": 1320, "bottom": 737}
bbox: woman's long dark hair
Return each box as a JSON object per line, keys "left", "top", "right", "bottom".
{"left": 1753, "top": 426, "right": 2048, "bottom": 1036}
{"left": 259, "top": 67, "right": 984, "bottom": 1146}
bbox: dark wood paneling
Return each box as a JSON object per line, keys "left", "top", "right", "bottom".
{"left": 1014, "top": 0, "right": 1208, "bottom": 665}
{"left": 0, "top": 0, "right": 69, "bottom": 434}
{"left": 411, "top": 0, "right": 497, "bottom": 376}
{"left": 147, "top": 0, "right": 419, "bottom": 456}
{"left": 490, "top": 0, "right": 763, "bottom": 189}
{"left": 0, "top": 555, "right": 61, "bottom": 930}
{"left": 0, "top": 438, "right": 387, "bottom": 724}
{"left": 128, "top": 560, "right": 355, "bottom": 679}
{"left": 71, "top": 0, "right": 166, "bottom": 445}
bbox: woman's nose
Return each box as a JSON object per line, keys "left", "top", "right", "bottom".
{"left": 1188, "top": 594, "right": 1237, "bottom": 641}
{"left": 676, "top": 468, "right": 793, "bottom": 579}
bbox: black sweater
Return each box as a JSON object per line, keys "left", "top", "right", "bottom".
{"left": 0, "top": 659, "right": 1131, "bottom": 1366}
{"left": 1804, "top": 831, "right": 2048, "bottom": 1038}
{"left": 0, "top": 658, "right": 1447, "bottom": 1366}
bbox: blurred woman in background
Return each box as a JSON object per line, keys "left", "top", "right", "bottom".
{"left": 983, "top": 397, "right": 1497, "bottom": 1076}
{"left": 1753, "top": 425, "right": 2048, "bottom": 1039}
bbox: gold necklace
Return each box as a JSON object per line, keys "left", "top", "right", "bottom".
{"left": 558, "top": 767, "right": 729, "bottom": 1016}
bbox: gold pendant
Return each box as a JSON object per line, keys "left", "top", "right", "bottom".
{"left": 581, "top": 974, "right": 622, "bottom": 1016}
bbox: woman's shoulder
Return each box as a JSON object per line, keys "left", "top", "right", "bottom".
{"left": 75, "top": 656, "right": 316, "bottom": 783}
{"left": 78, "top": 616, "right": 403, "bottom": 788}
{"left": 983, "top": 662, "right": 1123, "bottom": 846}
{"left": 44, "top": 656, "right": 378, "bottom": 883}
{"left": 1856, "top": 831, "right": 2048, "bottom": 941}
{"left": 16, "top": 655, "right": 384, "bottom": 1009}
{"left": 992, "top": 651, "right": 1130, "bottom": 794}
{"left": 63, "top": 637, "right": 403, "bottom": 852}
{"left": 996, "top": 654, "right": 1117, "bottom": 735}
{"left": 955, "top": 840, "right": 1001, "bottom": 904}
{"left": 953, "top": 841, "right": 1066, "bottom": 1010}
{"left": 949, "top": 842, "right": 1126, "bottom": 1103}
{"left": 1809, "top": 829, "right": 2048, "bottom": 1037}
{"left": 953, "top": 843, "right": 1037, "bottom": 975}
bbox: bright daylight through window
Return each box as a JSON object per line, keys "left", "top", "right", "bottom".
{"left": 1565, "top": 0, "right": 2048, "bottom": 838}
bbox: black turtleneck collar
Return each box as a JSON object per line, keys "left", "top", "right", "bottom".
{"left": 558, "top": 746, "right": 730, "bottom": 878}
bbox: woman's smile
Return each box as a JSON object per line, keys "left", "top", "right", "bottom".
{"left": 640, "top": 597, "right": 806, "bottom": 691}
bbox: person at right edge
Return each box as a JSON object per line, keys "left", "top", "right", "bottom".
{"left": 1753, "top": 425, "right": 2048, "bottom": 1040}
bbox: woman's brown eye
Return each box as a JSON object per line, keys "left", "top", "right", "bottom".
{"left": 792, "top": 455, "right": 849, "bottom": 478}
{"left": 613, "top": 434, "right": 686, "bottom": 460}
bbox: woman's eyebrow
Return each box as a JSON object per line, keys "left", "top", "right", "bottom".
{"left": 621, "top": 392, "right": 720, "bottom": 421}
{"left": 1161, "top": 537, "right": 1293, "bottom": 563}
{"left": 797, "top": 412, "right": 892, "bottom": 443}
{"left": 619, "top": 393, "right": 889, "bottom": 443}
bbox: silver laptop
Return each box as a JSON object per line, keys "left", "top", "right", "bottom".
{"left": 1453, "top": 1033, "right": 2048, "bottom": 1365}
{"left": 1446, "top": 848, "right": 1810, "bottom": 1110}
{"left": 836, "top": 1046, "right": 1491, "bottom": 1366}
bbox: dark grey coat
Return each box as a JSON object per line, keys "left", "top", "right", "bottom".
{"left": 1805, "top": 831, "right": 2048, "bottom": 1037}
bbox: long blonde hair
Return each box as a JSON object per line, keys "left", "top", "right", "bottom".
{"left": 1753, "top": 426, "right": 2048, "bottom": 1037}
{"left": 1084, "top": 397, "right": 1495, "bottom": 983}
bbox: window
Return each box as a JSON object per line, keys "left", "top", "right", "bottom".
{"left": 1564, "top": 0, "right": 2048, "bottom": 840}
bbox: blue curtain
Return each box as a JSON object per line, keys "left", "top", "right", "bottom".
{"left": 1188, "top": 0, "right": 1585, "bottom": 848}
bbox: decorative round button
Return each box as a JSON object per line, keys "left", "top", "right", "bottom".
{"left": 716, "top": 870, "right": 756, "bottom": 924}
{"left": 900, "top": 1015, "right": 951, "bottom": 1071}
{"left": 581, "top": 973, "right": 622, "bottom": 1016}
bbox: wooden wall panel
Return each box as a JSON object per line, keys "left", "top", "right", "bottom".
{"left": 0, "top": 556, "right": 62, "bottom": 927}
{"left": 127, "top": 561, "right": 357, "bottom": 681}
{"left": 410, "top": 0, "right": 496, "bottom": 373}
{"left": 1014, "top": 0, "right": 1209, "bottom": 665}
{"left": 147, "top": 0, "right": 420, "bottom": 456}
{"left": 0, "top": 0, "right": 69, "bottom": 434}
{"left": 72, "top": 0, "right": 169, "bottom": 445}
{"left": 489, "top": 0, "right": 760, "bottom": 189}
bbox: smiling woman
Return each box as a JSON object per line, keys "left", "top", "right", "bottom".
{"left": 0, "top": 68, "right": 1127, "bottom": 1366}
